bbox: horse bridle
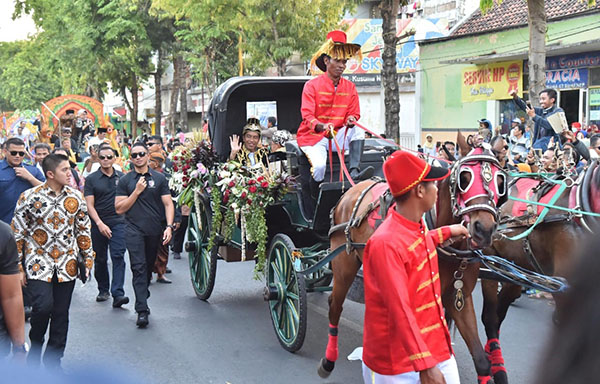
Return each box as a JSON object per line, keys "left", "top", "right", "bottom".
{"left": 449, "top": 150, "right": 507, "bottom": 221}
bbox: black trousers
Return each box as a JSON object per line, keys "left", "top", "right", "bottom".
{"left": 171, "top": 215, "right": 189, "bottom": 253}
{"left": 125, "top": 227, "right": 161, "bottom": 313}
{"left": 27, "top": 275, "right": 76, "bottom": 368}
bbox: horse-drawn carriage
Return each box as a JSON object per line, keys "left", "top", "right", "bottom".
{"left": 183, "top": 76, "right": 394, "bottom": 352}
{"left": 181, "top": 76, "right": 590, "bottom": 383}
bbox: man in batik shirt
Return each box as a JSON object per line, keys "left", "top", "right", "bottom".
{"left": 12, "top": 153, "right": 94, "bottom": 369}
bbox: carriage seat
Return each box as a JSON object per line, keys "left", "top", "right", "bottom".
{"left": 284, "top": 140, "right": 388, "bottom": 231}
{"left": 285, "top": 140, "right": 386, "bottom": 181}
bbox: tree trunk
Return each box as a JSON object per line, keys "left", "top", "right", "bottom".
{"left": 155, "top": 49, "right": 163, "bottom": 137}
{"left": 277, "top": 60, "right": 286, "bottom": 76}
{"left": 168, "top": 54, "right": 180, "bottom": 136}
{"left": 527, "top": 0, "right": 547, "bottom": 107}
{"left": 131, "top": 73, "right": 139, "bottom": 139}
{"left": 380, "top": 0, "right": 400, "bottom": 142}
{"left": 179, "top": 55, "right": 188, "bottom": 132}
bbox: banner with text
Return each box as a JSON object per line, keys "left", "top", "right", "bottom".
{"left": 461, "top": 61, "right": 523, "bottom": 102}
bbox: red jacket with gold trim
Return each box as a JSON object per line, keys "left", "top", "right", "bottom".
{"left": 362, "top": 209, "right": 453, "bottom": 376}
{"left": 296, "top": 74, "right": 360, "bottom": 147}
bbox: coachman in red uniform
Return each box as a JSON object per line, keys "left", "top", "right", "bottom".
{"left": 297, "top": 30, "right": 373, "bottom": 213}
{"left": 362, "top": 151, "right": 469, "bottom": 384}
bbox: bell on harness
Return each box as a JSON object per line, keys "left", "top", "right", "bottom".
{"left": 349, "top": 140, "right": 374, "bottom": 181}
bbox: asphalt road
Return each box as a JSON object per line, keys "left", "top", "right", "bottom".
{"left": 26, "top": 254, "right": 555, "bottom": 384}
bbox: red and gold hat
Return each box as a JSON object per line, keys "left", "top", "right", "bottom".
{"left": 311, "top": 30, "right": 362, "bottom": 74}
{"left": 383, "top": 151, "right": 450, "bottom": 197}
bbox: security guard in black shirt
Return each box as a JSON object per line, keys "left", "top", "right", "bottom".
{"left": 115, "top": 142, "right": 174, "bottom": 328}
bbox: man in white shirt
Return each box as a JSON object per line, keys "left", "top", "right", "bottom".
{"left": 33, "top": 143, "right": 51, "bottom": 174}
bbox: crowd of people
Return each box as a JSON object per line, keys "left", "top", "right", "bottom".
{"left": 0, "top": 112, "right": 211, "bottom": 369}
{"left": 419, "top": 88, "right": 600, "bottom": 178}
{"left": 0, "top": 27, "right": 598, "bottom": 383}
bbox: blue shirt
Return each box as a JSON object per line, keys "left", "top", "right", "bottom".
{"left": 0, "top": 160, "right": 45, "bottom": 224}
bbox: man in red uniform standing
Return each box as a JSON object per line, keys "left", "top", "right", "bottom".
{"left": 362, "top": 151, "right": 469, "bottom": 384}
{"left": 297, "top": 31, "right": 373, "bottom": 195}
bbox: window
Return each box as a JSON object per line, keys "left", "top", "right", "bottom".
{"left": 589, "top": 67, "right": 600, "bottom": 87}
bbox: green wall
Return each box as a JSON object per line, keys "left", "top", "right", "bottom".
{"left": 419, "top": 13, "right": 600, "bottom": 133}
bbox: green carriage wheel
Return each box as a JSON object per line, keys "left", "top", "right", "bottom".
{"left": 265, "top": 234, "right": 307, "bottom": 352}
{"left": 185, "top": 194, "right": 217, "bottom": 301}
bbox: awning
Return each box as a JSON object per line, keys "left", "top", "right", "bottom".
{"left": 440, "top": 39, "right": 600, "bottom": 65}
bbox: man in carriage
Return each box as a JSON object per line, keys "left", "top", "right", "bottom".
{"left": 297, "top": 30, "right": 374, "bottom": 194}
{"left": 229, "top": 117, "right": 270, "bottom": 169}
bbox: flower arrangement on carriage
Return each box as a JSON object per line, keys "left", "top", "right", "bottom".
{"left": 168, "top": 139, "right": 218, "bottom": 207}
{"left": 209, "top": 162, "right": 292, "bottom": 275}
{"left": 169, "top": 139, "right": 292, "bottom": 275}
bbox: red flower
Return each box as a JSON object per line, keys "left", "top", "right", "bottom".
{"left": 173, "top": 156, "right": 178, "bottom": 161}
{"left": 257, "top": 176, "right": 264, "bottom": 182}
{"left": 241, "top": 192, "right": 247, "bottom": 199}
{"left": 173, "top": 165, "right": 179, "bottom": 172}
{"left": 249, "top": 186, "right": 257, "bottom": 193}
{"left": 261, "top": 181, "right": 269, "bottom": 188}
{"left": 223, "top": 195, "right": 229, "bottom": 204}
{"left": 228, "top": 181, "right": 235, "bottom": 188}
{"left": 247, "top": 179, "right": 256, "bottom": 185}
{"left": 247, "top": 198, "right": 252, "bottom": 205}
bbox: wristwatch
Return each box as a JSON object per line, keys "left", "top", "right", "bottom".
{"left": 12, "top": 342, "right": 29, "bottom": 354}
{"left": 167, "top": 224, "right": 175, "bottom": 229}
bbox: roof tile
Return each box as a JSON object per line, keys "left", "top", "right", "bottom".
{"left": 452, "top": 0, "right": 600, "bottom": 37}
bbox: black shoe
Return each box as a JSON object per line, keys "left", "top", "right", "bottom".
{"left": 165, "top": 268, "right": 172, "bottom": 274}
{"left": 24, "top": 306, "right": 32, "bottom": 321}
{"left": 136, "top": 311, "right": 149, "bottom": 328}
{"left": 96, "top": 292, "right": 110, "bottom": 302}
{"left": 172, "top": 252, "right": 182, "bottom": 260}
{"left": 157, "top": 277, "right": 172, "bottom": 284}
{"left": 112, "top": 296, "right": 130, "bottom": 308}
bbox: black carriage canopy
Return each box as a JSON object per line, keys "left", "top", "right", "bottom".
{"left": 207, "top": 76, "right": 310, "bottom": 161}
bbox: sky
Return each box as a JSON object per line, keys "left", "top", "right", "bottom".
{"left": 0, "top": 0, "right": 37, "bottom": 42}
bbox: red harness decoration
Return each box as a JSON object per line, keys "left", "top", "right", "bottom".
{"left": 511, "top": 178, "right": 562, "bottom": 217}
{"left": 485, "top": 338, "right": 507, "bottom": 375}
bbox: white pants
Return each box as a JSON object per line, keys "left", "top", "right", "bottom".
{"left": 300, "top": 125, "right": 364, "bottom": 182}
{"left": 362, "top": 356, "right": 460, "bottom": 384}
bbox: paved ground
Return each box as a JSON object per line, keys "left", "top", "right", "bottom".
{"left": 24, "top": 254, "right": 556, "bottom": 383}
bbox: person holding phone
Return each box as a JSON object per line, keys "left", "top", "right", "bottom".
{"left": 510, "top": 88, "right": 563, "bottom": 152}
{"left": 115, "top": 142, "right": 174, "bottom": 328}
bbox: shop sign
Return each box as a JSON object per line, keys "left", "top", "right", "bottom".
{"left": 461, "top": 61, "right": 523, "bottom": 102}
{"left": 547, "top": 52, "right": 600, "bottom": 70}
{"left": 545, "top": 68, "right": 588, "bottom": 89}
{"left": 341, "top": 18, "right": 449, "bottom": 75}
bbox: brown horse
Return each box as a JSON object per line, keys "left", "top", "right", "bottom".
{"left": 317, "top": 138, "right": 506, "bottom": 383}
{"left": 479, "top": 167, "right": 597, "bottom": 384}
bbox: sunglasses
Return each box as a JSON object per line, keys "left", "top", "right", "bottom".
{"left": 9, "top": 151, "right": 26, "bottom": 157}
{"left": 131, "top": 152, "right": 147, "bottom": 159}
{"left": 99, "top": 155, "right": 114, "bottom": 160}
{"left": 147, "top": 142, "right": 160, "bottom": 146}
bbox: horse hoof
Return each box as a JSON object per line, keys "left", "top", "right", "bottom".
{"left": 317, "top": 358, "right": 335, "bottom": 378}
{"left": 493, "top": 370, "right": 508, "bottom": 384}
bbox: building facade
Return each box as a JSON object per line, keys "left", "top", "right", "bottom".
{"left": 418, "top": 0, "right": 600, "bottom": 145}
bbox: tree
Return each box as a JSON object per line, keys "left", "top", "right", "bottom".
{"left": 480, "top": 0, "right": 596, "bottom": 107}
{"left": 152, "top": 0, "right": 357, "bottom": 78}
{"left": 380, "top": 0, "right": 401, "bottom": 143}
{"left": 0, "top": 40, "right": 62, "bottom": 110}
